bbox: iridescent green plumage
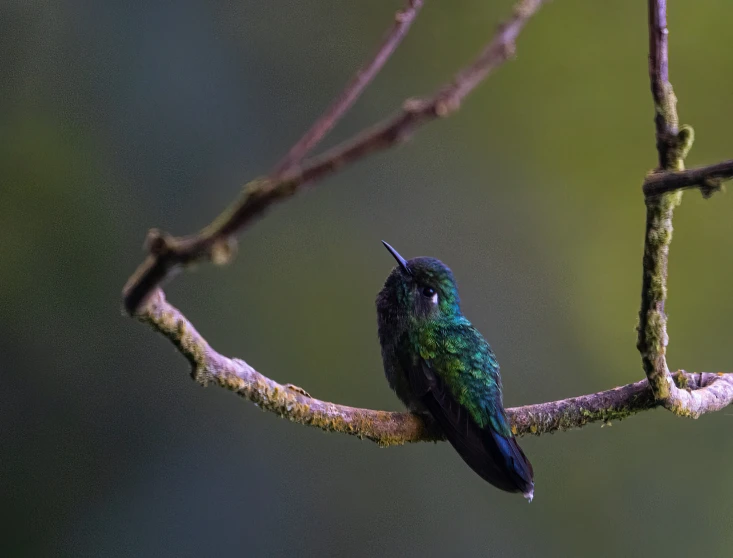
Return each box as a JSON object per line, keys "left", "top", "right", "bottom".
{"left": 376, "top": 242, "right": 534, "bottom": 500}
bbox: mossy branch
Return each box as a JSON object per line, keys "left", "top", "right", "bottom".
{"left": 122, "top": 0, "right": 549, "bottom": 315}
{"left": 139, "top": 290, "right": 733, "bottom": 444}
{"left": 636, "top": 1, "right": 733, "bottom": 416}
{"left": 637, "top": 0, "right": 685, "bottom": 404}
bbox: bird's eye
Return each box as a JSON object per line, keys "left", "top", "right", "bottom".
{"left": 422, "top": 286, "right": 436, "bottom": 298}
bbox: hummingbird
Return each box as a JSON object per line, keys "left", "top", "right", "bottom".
{"left": 376, "top": 241, "right": 534, "bottom": 500}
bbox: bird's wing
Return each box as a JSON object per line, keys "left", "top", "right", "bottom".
{"left": 397, "top": 323, "right": 534, "bottom": 497}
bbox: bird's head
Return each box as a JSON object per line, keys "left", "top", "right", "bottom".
{"left": 378, "top": 241, "right": 461, "bottom": 324}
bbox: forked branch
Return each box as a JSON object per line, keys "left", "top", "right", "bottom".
{"left": 636, "top": 0, "right": 733, "bottom": 416}
{"left": 273, "top": 0, "right": 425, "bottom": 175}
{"left": 122, "top": 0, "right": 548, "bottom": 315}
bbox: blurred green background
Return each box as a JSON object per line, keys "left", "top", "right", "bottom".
{"left": 3, "top": 0, "right": 733, "bottom": 556}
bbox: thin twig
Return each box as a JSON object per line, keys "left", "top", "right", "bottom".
{"left": 139, "top": 290, "right": 733, "bottom": 443}
{"left": 643, "top": 159, "right": 733, "bottom": 197}
{"left": 122, "top": 0, "right": 548, "bottom": 315}
{"left": 648, "top": 0, "right": 677, "bottom": 168}
{"left": 273, "top": 0, "right": 424, "bottom": 176}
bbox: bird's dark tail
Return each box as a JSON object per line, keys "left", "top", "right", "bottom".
{"left": 487, "top": 429, "right": 535, "bottom": 501}
{"left": 418, "top": 388, "right": 535, "bottom": 499}
{"left": 407, "top": 360, "right": 535, "bottom": 499}
{"left": 436, "top": 413, "right": 534, "bottom": 501}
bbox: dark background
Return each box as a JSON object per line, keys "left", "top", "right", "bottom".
{"left": 3, "top": 0, "right": 733, "bottom": 556}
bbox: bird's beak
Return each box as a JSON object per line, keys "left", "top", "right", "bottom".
{"left": 382, "top": 240, "right": 411, "bottom": 275}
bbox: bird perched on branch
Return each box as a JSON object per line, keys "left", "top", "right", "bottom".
{"left": 376, "top": 241, "right": 534, "bottom": 500}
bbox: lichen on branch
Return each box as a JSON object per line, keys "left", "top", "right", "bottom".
{"left": 636, "top": 1, "right": 733, "bottom": 416}
{"left": 139, "top": 291, "right": 733, "bottom": 442}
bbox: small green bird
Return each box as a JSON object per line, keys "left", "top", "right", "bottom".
{"left": 376, "top": 241, "right": 534, "bottom": 500}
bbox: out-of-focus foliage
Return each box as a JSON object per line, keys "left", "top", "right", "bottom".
{"left": 3, "top": 1, "right": 733, "bottom": 556}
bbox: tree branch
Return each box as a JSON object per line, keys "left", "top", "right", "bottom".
{"left": 272, "top": 0, "right": 424, "bottom": 176}
{"left": 636, "top": 1, "right": 733, "bottom": 417}
{"left": 647, "top": 0, "right": 677, "bottom": 169}
{"left": 139, "top": 289, "right": 733, "bottom": 444}
{"left": 637, "top": 0, "right": 686, "bottom": 403}
{"left": 122, "top": 0, "right": 548, "bottom": 315}
{"left": 643, "top": 159, "right": 733, "bottom": 197}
